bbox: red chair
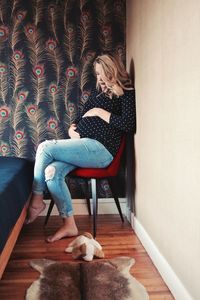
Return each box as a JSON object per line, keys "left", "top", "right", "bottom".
{"left": 44, "top": 136, "right": 126, "bottom": 238}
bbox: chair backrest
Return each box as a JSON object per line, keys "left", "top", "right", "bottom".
{"left": 71, "top": 135, "right": 126, "bottom": 178}
{"left": 105, "top": 135, "right": 126, "bottom": 176}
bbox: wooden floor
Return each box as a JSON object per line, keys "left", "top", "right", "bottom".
{"left": 0, "top": 215, "right": 174, "bottom": 300}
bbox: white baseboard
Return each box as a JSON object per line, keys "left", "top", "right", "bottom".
{"left": 131, "top": 214, "right": 193, "bottom": 300}
{"left": 42, "top": 198, "right": 127, "bottom": 216}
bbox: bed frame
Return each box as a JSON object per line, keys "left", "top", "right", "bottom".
{"left": 0, "top": 157, "right": 33, "bottom": 280}
{"left": 0, "top": 199, "right": 30, "bottom": 279}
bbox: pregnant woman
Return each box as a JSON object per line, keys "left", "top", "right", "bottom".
{"left": 26, "top": 54, "right": 136, "bottom": 243}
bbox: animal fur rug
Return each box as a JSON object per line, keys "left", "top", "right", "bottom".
{"left": 26, "top": 256, "right": 149, "bottom": 300}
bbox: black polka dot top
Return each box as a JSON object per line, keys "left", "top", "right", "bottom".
{"left": 75, "top": 88, "right": 136, "bottom": 157}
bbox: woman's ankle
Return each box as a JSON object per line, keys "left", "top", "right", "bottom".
{"left": 63, "top": 215, "right": 77, "bottom": 227}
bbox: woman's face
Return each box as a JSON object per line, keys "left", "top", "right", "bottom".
{"left": 95, "top": 62, "right": 114, "bottom": 94}
{"left": 95, "top": 63, "right": 106, "bottom": 88}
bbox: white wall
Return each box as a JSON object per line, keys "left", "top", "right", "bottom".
{"left": 126, "top": 1, "right": 200, "bottom": 299}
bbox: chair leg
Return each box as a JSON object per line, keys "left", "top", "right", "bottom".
{"left": 44, "top": 199, "right": 54, "bottom": 227}
{"left": 91, "top": 178, "right": 97, "bottom": 238}
{"left": 86, "top": 198, "right": 91, "bottom": 215}
{"left": 84, "top": 179, "right": 91, "bottom": 215}
{"left": 107, "top": 177, "right": 124, "bottom": 222}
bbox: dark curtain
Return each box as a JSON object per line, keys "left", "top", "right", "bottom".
{"left": 0, "top": 0, "right": 126, "bottom": 197}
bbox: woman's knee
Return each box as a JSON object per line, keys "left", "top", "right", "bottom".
{"left": 36, "top": 140, "right": 56, "bottom": 156}
{"left": 45, "top": 162, "right": 70, "bottom": 183}
{"left": 37, "top": 140, "right": 48, "bottom": 155}
{"left": 45, "top": 165, "right": 56, "bottom": 181}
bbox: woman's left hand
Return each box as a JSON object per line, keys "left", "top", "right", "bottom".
{"left": 82, "top": 108, "right": 99, "bottom": 118}
{"left": 83, "top": 108, "right": 111, "bottom": 123}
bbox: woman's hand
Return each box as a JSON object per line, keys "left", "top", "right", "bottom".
{"left": 68, "top": 124, "right": 80, "bottom": 139}
{"left": 100, "top": 82, "right": 110, "bottom": 93}
{"left": 83, "top": 108, "right": 111, "bottom": 123}
{"left": 99, "top": 82, "right": 113, "bottom": 97}
{"left": 82, "top": 108, "right": 99, "bottom": 118}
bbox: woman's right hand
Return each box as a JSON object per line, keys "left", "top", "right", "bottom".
{"left": 68, "top": 124, "right": 80, "bottom": 139}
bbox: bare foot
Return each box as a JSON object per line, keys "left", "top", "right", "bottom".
{"left": 25, "top": 202, "right": 46, "bottom": 224}
{"left": 46, "top": 216, "right": 78, "bottom": 243}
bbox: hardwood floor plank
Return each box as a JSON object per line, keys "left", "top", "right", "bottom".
{"left": 0, "top": 215, "right": 174, "bottom": 300}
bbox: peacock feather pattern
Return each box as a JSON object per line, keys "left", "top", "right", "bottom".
{"left": 26, "top": 105, "right": 48, "bottom": 154}
{"left": 11, "top": 99, "right": 29, "bottom": 158}
{"left": 0, "top": 141, "right": 10, "bottom": 156}
{"left": 26, "top": 104, "right": 47, "bottom": 153}
{"left": 80, "top": 0, "right": 88, "bottom": 11}
{"left": 0, "top": 0, "right": 8, "bottom": 24}
{"left": 0, "top": 105, "right": 10, "bottom": 144}
{"left": 0, "top": 0, "right": 126, "bottom": 198}
{"left": 0, "top": 63, "right": 8, "bottom": 102}
{"left": 12, "top": 128, "right": 28, "bottom": 158}
{"left": 63, "top": 22, "right": 76, "bottom": 65}
{"left": 80, "top": 51, "right": 96, "bottom": 92}
{"left": 47, "top": 4, "right": 60, "bottom": 44}
{"left": 63, "top": 0, "right": 77, "bottom": 65}
{"left": 80, "top": 7, "right": 93, "bottom": 59}
{"left": 46, "top": 38, "right": 64, "bottom": 87}
{"left": 24, "top": 23, "right": 46, "bottom": 105}
{"left": 114, "top": 1, "right": 126, "bottom": 29}
{"left": 48, "top": 82, "right": 61, "bottom": 122}
{"left": 34, "top": 0, "right": 44, "bottom": 26}
{"left": 11, "top": 49, "right": 26, "bottom": 99}
{"left": 63, "top": 0, "right": 69, "bottom": 32}
{"left": 96, "top": 0, "right": 113, "bottom": 53}
{"left": 11, "top": 0, "right": 22, "bottom": 18}
{"left": 62, "top": 65, "right": 79, "bottom": 128}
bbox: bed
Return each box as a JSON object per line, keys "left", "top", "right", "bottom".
{"left": 0, "top": 156, "right": 33, "bottom": 278}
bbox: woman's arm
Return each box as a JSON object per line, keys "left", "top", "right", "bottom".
{"left": 82, "top": 107, "right": 111, "bottom": 123}
{"left": 82, "top": 89, "right": 136, "bottom": 132}
{"left": 109, "top": 89, "right": 136, "bottom": 132}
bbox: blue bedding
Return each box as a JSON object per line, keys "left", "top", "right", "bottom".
{"left": 0, "top": 157, "right": 34, "bottom": 252}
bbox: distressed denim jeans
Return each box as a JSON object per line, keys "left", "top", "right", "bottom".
{"left": 32, "top": 138, "right": 113, "bottom": 217}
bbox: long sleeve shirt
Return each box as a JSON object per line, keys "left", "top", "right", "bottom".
{"left": 74, "top": 88, "right": 136, "bottom": 157}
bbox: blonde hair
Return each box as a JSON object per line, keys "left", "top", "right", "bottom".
{"left": 93, "top": 54, "right": 133, "bottom": 97}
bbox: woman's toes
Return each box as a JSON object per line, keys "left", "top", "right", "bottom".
{"left": 46, "top": 227, "right": 78, "bottom": 243}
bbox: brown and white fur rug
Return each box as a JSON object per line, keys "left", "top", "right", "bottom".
{"left": 25, "top": 256, "right": 149, "bottom": 300}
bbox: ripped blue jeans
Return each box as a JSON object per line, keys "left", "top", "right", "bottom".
{"left": 32, "top": 138, "right": 113, "bottom": 217}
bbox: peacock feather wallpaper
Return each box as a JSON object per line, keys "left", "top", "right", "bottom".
{"left": 0, "top": 0, "right": 126, "bottom": 197}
